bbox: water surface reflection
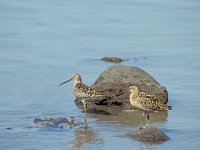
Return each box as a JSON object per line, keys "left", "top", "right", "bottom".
{"left": 85, "top": 105, "right": 168, "bottom": 127}
{"left": 73, "top": 127, "right": 103, "bottom": 150}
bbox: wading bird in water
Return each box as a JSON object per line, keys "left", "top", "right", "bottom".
{"left": 129, "top": 86, "right": 171, "bottom": 128}
{"left": 59, "top": 73, "right": 105, "bottom": 113}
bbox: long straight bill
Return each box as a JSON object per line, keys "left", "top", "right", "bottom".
{"left": 59, "top": 78, "right": 72, "bottom": 86}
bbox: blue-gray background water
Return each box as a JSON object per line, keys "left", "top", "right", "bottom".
{"left": 0, "top": 0, "right": 200, "bottom": 149}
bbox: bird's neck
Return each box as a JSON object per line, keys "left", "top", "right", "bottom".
{"left": 73, "top": 79, "right": 82, "bottom": 88}
{"left": 131, "top": 91, "right": 138, "bottom": 98}
{"left": 130, "top": 92, "right": 138, "bottom": 106}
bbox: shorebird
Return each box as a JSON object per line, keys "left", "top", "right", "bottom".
{"left": 129, "top": 86, "right": 171, "bottom": 128}
{"left": 59, "top": 73, "right": 105, "bottom": 112}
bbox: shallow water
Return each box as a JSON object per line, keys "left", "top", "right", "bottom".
{"left": 0, "top": 0, "right": 200, "bottom": 149}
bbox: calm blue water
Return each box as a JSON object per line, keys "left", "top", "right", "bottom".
{"left": 0, "top": 0, "right": 200, "bottom": 149}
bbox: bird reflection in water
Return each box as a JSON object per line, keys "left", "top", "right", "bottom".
{"left": 72, "top": 127, "right": 103, "bottom": 150}
{"left": 83, "top": 110, "right": 87, "bottom": 128}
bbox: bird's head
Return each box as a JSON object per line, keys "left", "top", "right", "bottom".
{"left": 71, "top": 73, "right": 81, "bottom": 82}
{"left": 129, "top": 86, "right": 139, "bottom": 95}
{"left": 59, "top": 73, "right": 82, "bottom": 86}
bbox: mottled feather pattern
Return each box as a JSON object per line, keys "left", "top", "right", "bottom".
{"left": 74, "top": 83, "right": 102, "bottom": 98}
{"left": 137, "top": 92, "right": 170, "bottom": 111}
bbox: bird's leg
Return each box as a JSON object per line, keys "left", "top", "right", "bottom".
{"left": 81, "top": 98, "right": 87, "bottom": 113}
{"left": 139, "top": 112, "right": 145, "bottom": 129}
{"left": 83, "top": 110, "right": 87, "bottom": 128}
{"left": 82, "top": 98, "right": 87, "bottom": 128}
{"left": 146, "top": 113, "right": 149, "bottom": 127}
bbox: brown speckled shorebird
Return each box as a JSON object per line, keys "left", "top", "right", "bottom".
{"left": 129, "top": 86, "right": 171, "bottom": 128}
{"left": 59, "top": 73, "right": 105, "bottom": 112}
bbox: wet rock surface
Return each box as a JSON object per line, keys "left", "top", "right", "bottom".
{"left": 76, "top": 65, "right": 168, "bottom": 109}
{"left": 34, "top": 116, "right": 81, "bottom": 128}
{"left": 127, "top": 126, "right": 170, "bottom": 144}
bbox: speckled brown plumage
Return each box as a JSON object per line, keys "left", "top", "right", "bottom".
{"left": 129, "top": 86, "right": 171, "bottom": 111}
{"left": 74, "top": 82, "right": 103, "bottom": 98}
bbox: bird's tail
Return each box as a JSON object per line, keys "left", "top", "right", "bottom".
{"left": 168, "top": 106, "right": 172, "bottom": 110}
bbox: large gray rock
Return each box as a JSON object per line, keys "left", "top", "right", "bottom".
{"left": 76, "top": 65, "right": 168, "bottom": 109}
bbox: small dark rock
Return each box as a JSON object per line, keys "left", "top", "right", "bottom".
{"left": 127, "top": 126, "right": 170, "bottom": 144}
{"left": 101, "top": 57, "right": 128, "bottom": 63}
